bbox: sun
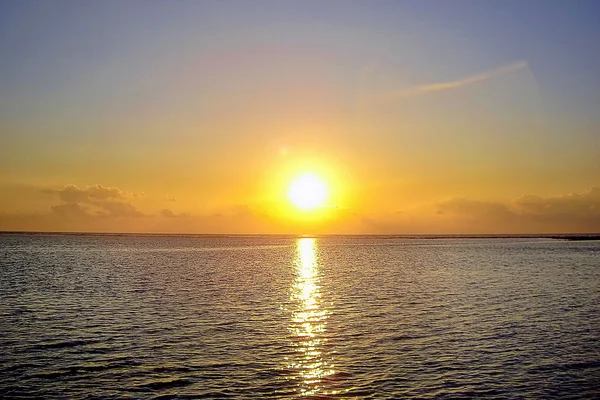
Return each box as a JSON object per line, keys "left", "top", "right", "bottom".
{"left": 288, "top": 173, "right": 328, "bottom": 211}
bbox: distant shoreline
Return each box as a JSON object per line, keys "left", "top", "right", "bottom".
{"left": 1, "top": 231, "right": 599, "bottom": 241}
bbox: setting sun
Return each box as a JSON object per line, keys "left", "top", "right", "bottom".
{"left": 288, "top": 174, "right": 328, "bottom": 211}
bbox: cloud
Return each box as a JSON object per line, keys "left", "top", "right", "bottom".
{"left": 42, "top": 184, "right": 126, "bottom": 203}
{"left": 383, "top": 60, "right": 528, "bottom": 102}
{"left": 515, "top": 187, "right": 600, "bottom": 219}
{"left": 3, "top": 182, "right": 599, "bottom": 234}
{"left": 438, "top": 186, "right": 600, "bottom": 233}
{"left": 51, "top": 202, "right": 92, "bottom": 219}
{"left": 437, "top": 198, "right": 513, "bottom": 220}
{"left": 2, "top": 184, "right": 274, "bottom": 232}
{"left": 96, "top": 201, "right": 144, "bottom": 218}
{"left": 160, "top": 208, "right": 177, "bottom": 218}
{"left": 159, "top": 208, "right": 190, "bottom": 218}
{"left": 43, "top": 184, "right": 145, "bottom": 219}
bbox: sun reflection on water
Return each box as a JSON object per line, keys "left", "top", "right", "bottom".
{"left": 286, "top": 238, "right": 335, "bottom": 396}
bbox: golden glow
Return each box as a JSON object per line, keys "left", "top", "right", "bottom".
{"left": 288, "top": 173, "right": 328, "bottom": 211}
{"left": 286, "top": 238, "right": 335, "bottom": 396}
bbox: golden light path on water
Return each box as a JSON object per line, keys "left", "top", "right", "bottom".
{"left": 286, "top": 238, "right": 336, "bottom": 396}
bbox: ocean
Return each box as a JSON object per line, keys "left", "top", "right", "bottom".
{"left": 1, "top": 234, "right": 599, "bottom": 399}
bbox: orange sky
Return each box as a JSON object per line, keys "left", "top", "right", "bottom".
{"left": 1, "top": 2, "right": 599, "bottom": 234}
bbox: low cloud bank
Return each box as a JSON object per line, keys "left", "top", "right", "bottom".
{"left": 1, "top": 184, "right": 599, "bottom": 234}
{"left": 42, "top": 184, "right": 144, "bottom": 219}
{"left": 438, "top": 187, "right": 600, "bottom": 233}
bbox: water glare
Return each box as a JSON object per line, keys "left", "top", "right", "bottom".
{"left": 286, "top": 238, "right": 334, "bottom": 396}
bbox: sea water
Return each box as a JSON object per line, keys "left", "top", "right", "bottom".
{"left": 1, "top": 234, "right": 599, "bottom": 398}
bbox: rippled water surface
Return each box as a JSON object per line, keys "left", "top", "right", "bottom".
{"left": 1, "top": 234, "right": 599, "bottom": 399}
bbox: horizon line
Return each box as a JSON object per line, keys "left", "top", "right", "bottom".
{"left": 1, "top": 230, "right": 599, "bottom": 239}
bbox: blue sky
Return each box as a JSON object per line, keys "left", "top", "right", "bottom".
{"left": 1, "top": 1, "right": 598, "bottom": 103}
{"left": 1, "top": 0, "right": 599, "bottom": 119}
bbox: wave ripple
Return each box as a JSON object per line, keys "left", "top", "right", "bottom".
{"left": 1, "top": 234, "right": 599, "bottom": 398}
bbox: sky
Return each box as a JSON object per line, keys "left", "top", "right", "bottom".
{"left": 1, "top": 0, "right": 599, "bottom": 234}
